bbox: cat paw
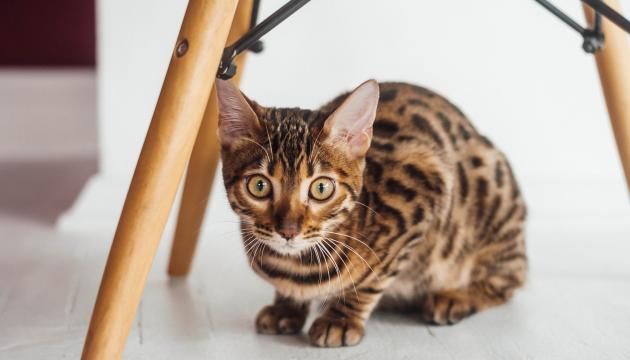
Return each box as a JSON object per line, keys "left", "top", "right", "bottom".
{"left": 420, "top": 291, "right": 477, "bottom": 325}
{"left": 255, "top": 304, "right": 307, "bottom": 335}
{"left": 308, "top": 317, "right": 365, "bottom": 347}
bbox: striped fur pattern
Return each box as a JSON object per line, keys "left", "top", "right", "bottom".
{"left": 218, "top": 81, "right": 527, "bottom": 347}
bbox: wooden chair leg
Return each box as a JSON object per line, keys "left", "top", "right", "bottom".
{"left": 168, "top": 0, "right": 253, "bottom": 277}
{"left": 81, "top": 0, "right": 238, "bottom": 359}
{"left": 583, "top": 0, "right": 630, "bottom": 192}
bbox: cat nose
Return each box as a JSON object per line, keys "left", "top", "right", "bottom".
{"left": 277, "top": 224, "right": 299, "bottom": 240}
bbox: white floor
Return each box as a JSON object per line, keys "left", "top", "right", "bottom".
{"left": 1, "top": 215, "right": 630, "bottom": 359}
{"left": 1, "top": 69, "right": 630, "bottom": 359}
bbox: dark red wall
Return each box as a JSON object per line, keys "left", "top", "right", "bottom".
{"left": 0, "top": 0, "right": 95, "bottom": 66}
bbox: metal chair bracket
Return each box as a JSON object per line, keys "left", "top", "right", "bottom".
{"left": 217, "top": 0, "right": 311, "bottom": 80}
{"left": 534, "top": 0, "right": 630, "bottom": 54}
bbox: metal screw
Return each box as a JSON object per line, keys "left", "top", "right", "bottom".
{"left": 582, "top": 31, "right": 604, "bottom": 54}
{"left": 176, "top": 39, "right": 189, "bottom": 57}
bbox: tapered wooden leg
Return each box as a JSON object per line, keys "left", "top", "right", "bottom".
{"left": 168, "top": 0, "right": 253, "bottom": 277}
{"left": 81, "top": 1, "right": 238, "bottom": 359}
{"left": 584, "top": 0, "right": 630, "bottom": 192}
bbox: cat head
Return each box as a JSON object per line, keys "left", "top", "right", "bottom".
{"left": 217, "top": 79, "right": 379, "bottom": 256}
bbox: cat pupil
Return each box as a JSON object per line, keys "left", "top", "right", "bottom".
{"left": 318, "top": 183, "right": 325, "bottom": 193}
{"left": 256, "top": 180, "right": 264, "bottom": 192}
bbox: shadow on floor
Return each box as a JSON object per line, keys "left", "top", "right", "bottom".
{"left": 0, "top": 157, "right": 97, "bottom": 223}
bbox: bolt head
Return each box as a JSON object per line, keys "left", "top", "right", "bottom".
{"left": 176, "top": 39, "right": 189, "bottom": 57}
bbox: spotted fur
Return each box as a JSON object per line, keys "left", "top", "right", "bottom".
{"left": 218, "top": 81, "right": 527, "bottom": 347}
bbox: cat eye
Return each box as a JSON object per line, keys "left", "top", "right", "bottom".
{"left": 246, "top": 175, "right": 272, "bottom": 199}
{"left": 309, "top": 177, "right": 335, "bottom": 201}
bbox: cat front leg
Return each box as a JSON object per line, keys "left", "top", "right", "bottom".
{"left": 256, "top": 292, "right": 310, "bottom": 335}
{"left": 308, "top": 285, "right": 384, "bottom": 347}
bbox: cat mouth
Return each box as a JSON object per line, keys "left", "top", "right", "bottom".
{"left": 257, "top": 238, "right": 314, "bottom": 256}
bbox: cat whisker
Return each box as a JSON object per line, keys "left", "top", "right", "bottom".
{"left": 313, "top": 243, "right": 333, "bottom": 304}
{"left": 308, "top": 126, "right": 325, "bottom": 164}
{"left": 321, "top": 238, "right": 359, "bottom": 302}
{"left": 353, "top": 201, "right": 381, "bottom": 218}
{"left": 317, "top": 241, "right": 345, "bottom": 304}
{"left": 306, "top": 246, "right": 321, "bottom": 296}
{"left": 242, "top": 138, "right": 271, "bottom": 164}
{"left": 248, "top": 242, "right": 259, "bottom": 266}
{"left": 248, "top": 241, "right": 260, "bottom": 267}
{"left": 319, "top": 242, "right": 338, "bottom": 304}
{"left": 243, "top": 242, "right": 256, "bottom": 258}
{"left": 240, "top": 233, "right": 256, "bottom": 243}
{"left": 308, "top": 245, "right": 314, "bottom": 266}
{"left": 251, "top": 238, "right": 265, "bottom": 268}
{"left": 244, "top": 242, "right": 258, "bottom": 261}
{"left": 310, "top": 130, "right": 331, "bottom": 171}
{"left": 239, "top": 228, "right": 257, "bottom": 237}
{"left": 263, "top": 122, "right": 274, "bottom": 162}
{"left": 312, "top": 243, "right": 327, "bottom": 302}
{"left": 250, "top": 242, "right": 263, "bottom": 269}
{"left": 242, "top": 233, "right": 258, "bottom": 254}
{"left": 321, "top": 236, "right": 381, "bottom": 284}
{"left": 258, "top": 243, "right": 267, "bottom": 273}
{"left": 324, "top": 231, "right": 381, "bottom": 265}
{"left": 311, "top": 149, "right": 324, "bottom": 170}
{"left": 244, "top": 237, "right": 262, "bottom": 268}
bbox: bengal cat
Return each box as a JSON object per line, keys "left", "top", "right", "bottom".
{"left": 216, "top": 79, "right": 527, "bottom": 347}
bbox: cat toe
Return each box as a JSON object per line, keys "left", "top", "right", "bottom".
{"left": 308, "top": 317, "right": 364, "bottom": 347}
{"left": 420, "top": 292, "right": 476, "bottom": 326}
{"left": 255, "top": 305, "right": 306, "bottom": 335}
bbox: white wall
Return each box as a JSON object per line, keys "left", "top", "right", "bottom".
{"left": 60, "top": 0, "right": 630, "bottom": 232}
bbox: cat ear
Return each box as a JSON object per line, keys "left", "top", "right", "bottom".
{"left": 323, "top": 79, "right": 379, "bottom": 158}
{"left": 215, "top": 79, "right": 260, "bottom": 148}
